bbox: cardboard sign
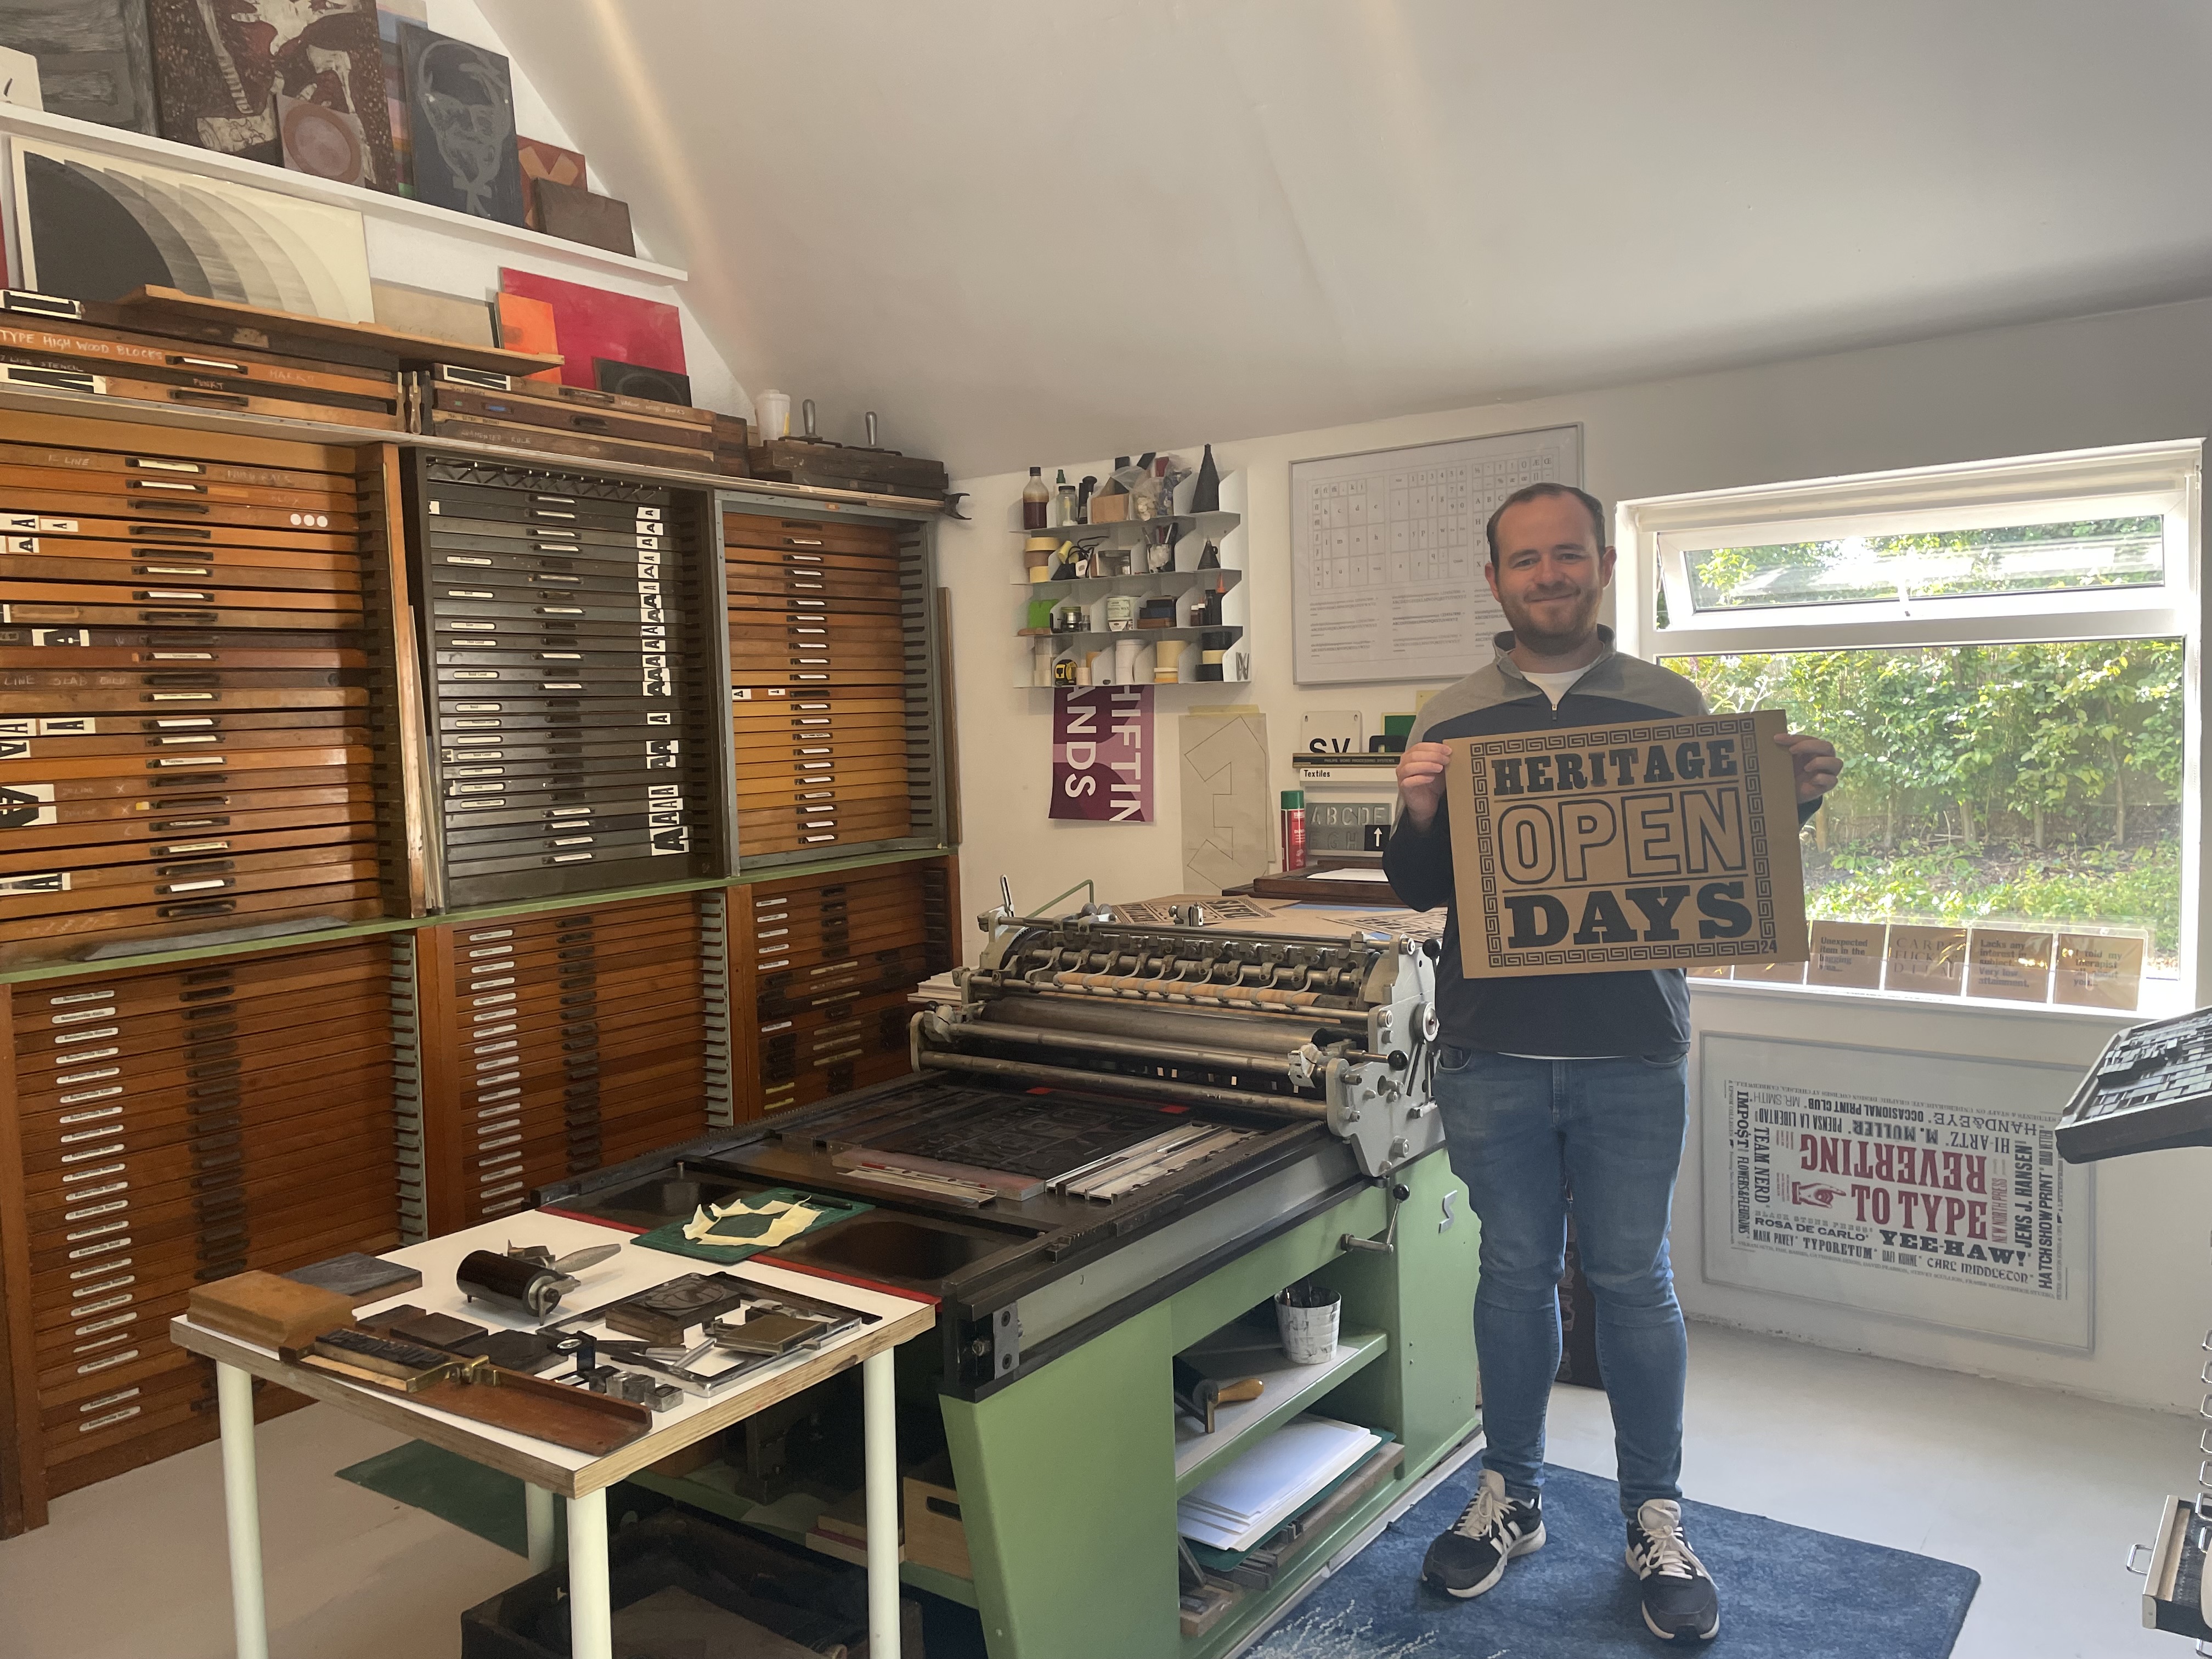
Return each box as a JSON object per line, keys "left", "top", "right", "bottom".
{"left": 1884, "top": 924, "right": 1968, "bottom": 995}
{"left": 1808, "top": 919, "right": 1887, "bottom": 990}
{"left": 2053, "top": 932, "right": 2146, "bottom": 1010}
{"left": 1966, "top": 928, "right": 2053, "bottom": 1002}
{"left": 1442, "top": 707, "right": 1808, "bottom": 978}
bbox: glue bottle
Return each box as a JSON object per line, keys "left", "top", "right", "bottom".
{"left": 1280, "top": 789, "right": 1306, "bottom": 872}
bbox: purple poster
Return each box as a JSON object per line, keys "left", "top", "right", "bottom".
{"left": 1051, "top": 687, "right": 1153, "bottom": 823}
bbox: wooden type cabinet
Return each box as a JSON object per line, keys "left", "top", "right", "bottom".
{"left": 0, "top": 935, "right": 406, "bottom": 1533}
{"left": 726, "top": 855, "right": 958, "bottom": 1117}
{"left": 404, "top": 890, "right": 732, "bottom": 1235}
{"left": 724, "top": 510, "right": 918, "bottom": 859}
{"left": 0, "top": 410, "right": 420, "bottom": 970}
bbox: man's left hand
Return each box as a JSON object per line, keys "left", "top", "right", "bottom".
{"left": 1773, "top": 730, "right": 1842, "bottom": 802}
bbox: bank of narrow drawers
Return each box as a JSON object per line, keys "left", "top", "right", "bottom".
{"left": 7, "top": 938, "right": 400, "bottom": 1494}
{"left": 414, "top": 455, "right": 722, "bottom": 909}
{"left": 743, "top": 861, "right": 950, "bottom": 1113}
{"left": 725, "top": 511, "right": 912, "bottom": 857}
{"left": 0, "top": 427, "right": 387, "bottom": 967}
{"left": 421, "top": 891, "right": 726, "bottom": 1225}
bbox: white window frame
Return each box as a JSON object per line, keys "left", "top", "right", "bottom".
{"left": 1614, "top": 438, "right": 2208, "bottom": 1004}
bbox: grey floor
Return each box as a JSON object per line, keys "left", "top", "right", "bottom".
{"left": 0, "top": 1322, "right": 2193, "bottom": 1658}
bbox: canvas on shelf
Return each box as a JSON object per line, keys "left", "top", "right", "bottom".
{"left": 516, "top": 136, "right": 585, "bottom": 230}
{"left": 398, "top": 19, "right": 526, "bottom": 224}
{"left": 147, "top": 0, "right": 397, "bottom": 190}
{"left": 499, "top": 268, "right": 683, "bottom": 392}
{"left": 593, "top": 357, "right": 689, "bottom": 407}
{"left": 0, "top": 0, "right": 155, "bottom": 132}
{"left": 537, "top": 179, "right": 635, "bottom": 257}
{"left": 14, "top": 137, "right": 375, "bottom": 321}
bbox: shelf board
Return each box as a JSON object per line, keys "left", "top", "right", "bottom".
{"left": 1015, "top": 510, "right": 1240, "bottom": 544}
{"left": 0, "top": 382, "right": 944, "bottom": 517}
{"left": 1012, "top": 568, "right": 1245, "bottom": 595}
{"left": 1173, "top": 1328, "right": 1389, "bottom": 1497}
{"left": 627, "top": 1464, "right": 980, "bottom": 1608}
{"left": 0, "top": 103, "right": 686, "bottom": 282}
{"left": 1027, "top": 625, "right": 1244, "bottom": 647}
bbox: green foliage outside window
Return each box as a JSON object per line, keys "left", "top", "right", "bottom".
{"left": 1664, "top": 640, "right": 2183, "bottom": 962}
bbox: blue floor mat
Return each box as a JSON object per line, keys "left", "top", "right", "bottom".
{"left": 1248, "top": 1464, "right": 1978, "bottom": 1658}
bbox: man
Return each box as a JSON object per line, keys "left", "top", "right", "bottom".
{"left": 1384, "top": 482, "right": 1840, "bottom": 1644}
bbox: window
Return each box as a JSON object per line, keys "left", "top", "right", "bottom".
{"left": 1617, "top": 442, "right": 2204, "bottom": 1013}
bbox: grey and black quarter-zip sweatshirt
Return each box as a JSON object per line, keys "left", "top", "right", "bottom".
{"left": 1383, "top": 627, "right": 1820, "bottom": 1059}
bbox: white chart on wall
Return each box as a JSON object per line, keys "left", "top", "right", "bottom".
{"left": 1290, "top": 425, "right": 1582, "bottom": 686}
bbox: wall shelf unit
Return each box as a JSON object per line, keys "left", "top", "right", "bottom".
{"left": 1012, "top": 467, "right": 1251, "bottom": 689}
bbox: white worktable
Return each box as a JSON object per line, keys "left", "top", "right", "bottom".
{"left": 170, "top": 1209, "right": 936, "bottom": 1659}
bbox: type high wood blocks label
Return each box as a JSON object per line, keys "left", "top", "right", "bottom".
{"left": 0, "top": 935, "right": 406, "bottom": 1532}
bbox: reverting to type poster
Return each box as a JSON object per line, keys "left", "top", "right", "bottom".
{"left": 1700, "top": 1036, "right": 2090, "bottom": 1348}
{"left": 1050, "top": 686, "right": 1153, "bottom": 823}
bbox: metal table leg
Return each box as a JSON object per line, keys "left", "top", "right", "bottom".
{"left": 525, "top": 1482, "right": 557, "bottom": 1572}
{"left": 862, "top": 1347, "right": 900, "bottom": 1659}
{"left": 567, "top": 1487, "right": 612, "bottom": 1659}
{"left": 216, "top": 1362, "right": 269, "bottom": 1659}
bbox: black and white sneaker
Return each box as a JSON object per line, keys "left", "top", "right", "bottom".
{"left": 1421, "top": 1469, "right": 1545, "bottom": 1599}
{"left": 1626, "top": 1498, "right": 1720, "bottom": 1642}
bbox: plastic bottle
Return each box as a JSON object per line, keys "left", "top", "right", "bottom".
{"left": 1053, "top": 469, "right": 1076, "bottom": 527}
{"left": 1023, "top": 466, "right": 1049, "bottom": 530}
{"left": 1280, "top": 790, "right": 1306, "bottom": 872}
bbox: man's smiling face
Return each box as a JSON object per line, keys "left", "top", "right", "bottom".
{"left": 1486, "top": 492, "right": 1616, "bottom": 654}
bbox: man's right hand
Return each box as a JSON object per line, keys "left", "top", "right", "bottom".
{"left": 1395, "top": 741, "right": 1452, "bottom": 830}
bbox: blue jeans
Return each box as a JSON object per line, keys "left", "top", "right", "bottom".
{"left": 1434, "top": 1048, "right": 1690, "bottom": 1517}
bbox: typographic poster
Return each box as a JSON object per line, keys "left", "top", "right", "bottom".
{"left": 1443, "top": 708, "right": 1809, "bottom": 978}
{"left": 1051, "top": 686, "right": 1153, "bottom": 823}
{"left": 1700, "top": 1036, "right": 2090, "bottom": 1348}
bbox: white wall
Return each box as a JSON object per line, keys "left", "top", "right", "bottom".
{"left": 941, "top": 292, "right": 2212, "bottom": 1412}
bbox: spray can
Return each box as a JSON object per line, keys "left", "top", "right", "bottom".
{"left": 1280, "top": 789, "right": 1306, "bottom": 872}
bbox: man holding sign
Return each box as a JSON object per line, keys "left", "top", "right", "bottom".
{"left": 1386, "top": 483, "right": 1839, "bottom": 1643}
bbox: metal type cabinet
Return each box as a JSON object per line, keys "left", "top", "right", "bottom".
{"left": 0, "top": 935, "right": 408, "bottom": 1535}
{"left": 721, "top": 499, "right": 950, "bottom": 870}
{"left": 722, "top": 854, "right": 959, "bottom": 1120}
{"left": 402, "top": 452, "right": 731, "bottom": 912}
{"left": 0, "top": 411, "right": 421, "bottom": 970}
{"left": 403, "top": 889, "right": 732, "bottom": 1238}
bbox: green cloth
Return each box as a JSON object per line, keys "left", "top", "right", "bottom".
{"left": 631, "top": 1186, "right": 873, "bottom": 1265}
{"left": 336, "top": 1439, "right": 539, "bottom": 1556}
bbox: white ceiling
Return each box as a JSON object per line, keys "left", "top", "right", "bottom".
{"left": 482, "top": 0, "right": 2212, "bottom": 478}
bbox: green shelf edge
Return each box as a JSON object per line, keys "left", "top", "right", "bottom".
{"left": 627, "top": 1466, "right": 981, "bottom": 1609}
{"left": 0, "top": 843, "right": 954, "bottom": 988}
{"left": 1172, "top": 1329, "right": 1389, "bottom": 1499}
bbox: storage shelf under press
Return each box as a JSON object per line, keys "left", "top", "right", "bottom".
{"left": 1173, "top": 1328, "right": 1388, "bottom": 1497}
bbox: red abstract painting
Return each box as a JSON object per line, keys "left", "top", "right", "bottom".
{"left": 498, "top": 267, "right": 684, "bottom": 391}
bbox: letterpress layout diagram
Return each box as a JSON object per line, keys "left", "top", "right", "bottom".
{"left": 1290, "top": 425, "right": 1581, "bottom": 686}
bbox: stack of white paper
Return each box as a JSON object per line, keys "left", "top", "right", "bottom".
{"left": 1176, "top": 1414, "right": 1382, "bottom": 1551}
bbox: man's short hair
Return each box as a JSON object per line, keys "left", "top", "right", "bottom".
{"left": 1486, "top": 482, "right": 1608, "bottom": 565}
